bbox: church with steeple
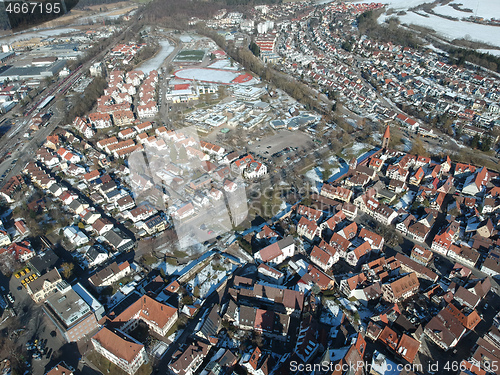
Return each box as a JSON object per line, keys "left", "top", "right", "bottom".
{"left": 382, "top": 124, "right": 390, "bottom": 149}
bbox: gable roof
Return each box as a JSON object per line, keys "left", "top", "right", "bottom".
{"left": 92, "top": 327, "right": 143, "bottom": 364}
{"left": 112, "top": 294, "right": 177, "bottom": 330}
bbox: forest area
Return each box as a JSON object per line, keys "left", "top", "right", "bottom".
{"left": 356, "top": 10, "right": 422, "bottom": 49}
{"left": 141, "top": 0, "right": 279, "bottom": 28}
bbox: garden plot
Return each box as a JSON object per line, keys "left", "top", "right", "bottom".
{"left": 320, "top": 299, "right": 344, "bottom": 326}
{"left": 186, "top": 256, "right": 237, "bottom": 299}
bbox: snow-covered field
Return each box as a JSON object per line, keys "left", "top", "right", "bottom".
{"left": 174, "top": 68, "right": 241, "bottom": 84}
{"left": 179, "top": 34, "right": 204, "bottom": 43}
{"left": 434, "top": 0, "right": 500, "bottom": 21}
{"left": 180, "top": 35, "right": 193, "bottom": 43}
{"left": 207, "top": 59, "right": 240, "bottom": 70}
{"left": 372, "top": 0, "right": 500, "bottom": 49}
{"left": 380, "top": 12, "right": 500, "bottom": 48}
{"left": 368, "top": 0, "right": 500, "bottom": 19}
{"left": 478, "top": 49, "right": 500, "bottom": 57}
{"left": 0, "top": 27, "right": 78, "bottom": 43}
{"left": 304, "top": 155, "right": 341, "bottom": 189}
{"left": 137, "top": 40, "right": 175, "bottom": 74}
{"left": 358, "top": 0, "right": 431, "bottom": 11}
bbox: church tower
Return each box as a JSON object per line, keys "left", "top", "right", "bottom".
{"left": 382, "top": 124, "right": 390, "bottom": 149}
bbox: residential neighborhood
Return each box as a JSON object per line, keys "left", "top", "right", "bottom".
{"left": 0, "top": 0, "right": 500, "bottom": 374}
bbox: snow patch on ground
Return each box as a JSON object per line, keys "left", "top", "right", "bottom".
{"left": 187, "top": 257, "right": 236, "bottom": 299}
{"left": 138, "top": 40, "right": 175, "bottom": 74}
{"left": 380, "top": 11, "right": 500, "bottom": 48}
{"left": 175, "top": 68, "right": 241, "bottom": 84}
{"left": 434, "top": 0, "right": 500, "bottom": 21}
{"left": 343, "top": 143, "right": 371, "bottom": 158}
{"left": 207, "top": 59, "right": 240, "bottom": 70}
{"left": 305, "top": 167, "right": 324, "bottom": 192}
{"left": 477, "top": 49, "right": 500, "bottom": 57}
{"left": 425, "top": 44, "right": 448, "bottom": 54}
{"left": 357, "top": 0, "right": 432, "bottom": 11}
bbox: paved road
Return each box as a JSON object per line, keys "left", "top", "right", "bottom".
{"left": 0, "top": 20, "right": 140, "bottom": 188}
{"left": 158, "top": 36, "right": 182, "bottom": 125}
{"left": 0, "top": 108, "right": 65, "bottom": 183}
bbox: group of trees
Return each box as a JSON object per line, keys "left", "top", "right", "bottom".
{"left": 356, "top": 7, "right": 500, "bottom": 73}
{"left": 446, "top": 46, "right": 500, "bottom": 74}
{"left": 63, "top": 76, "right": 107, "bottom": 123}
{"left": 133, "top": 43, "right": 159, "bottom": 65}
{"left": 76, "top": 0, "right": 123, "bottom": 8}
{"left": 141, "top": 0, "right": 224, "bottom": 30}
{"left": 410, "top": 137, "right": 428, "bottom": 156}
{"left": 356, "top": 10, "right": 421, "bottom": 49}
{"left": 225, "top": 0, "right": 278, "bottom": 5}
{"left": 141, "top": 0, "right": 280, "bottom": 26}
{"left": 225, "top": 38, "right": 329, "bottom": 112}
{"left": 470, "top": 134, "right": 493, "bottom": 152}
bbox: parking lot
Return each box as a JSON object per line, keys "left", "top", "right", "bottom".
{"left": 246, "top": 129, "right": 314, "bottom": 158}
{"left": 6, "top": 270, "right": 67, "bottom": 375}
{"left": 13, "top": 266, "right": 39, "bottom": 289}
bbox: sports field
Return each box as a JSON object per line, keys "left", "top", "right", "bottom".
{"left": 174, "top": 68, "right": 253, "bottom": 84}
{"left": 174, "top": 50, "right": 205, "bottom": 62}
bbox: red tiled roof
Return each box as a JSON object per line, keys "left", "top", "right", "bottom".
{"left": 92, "top": 327, "right": 143, "bottom": 363}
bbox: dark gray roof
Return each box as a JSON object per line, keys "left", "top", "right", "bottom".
{"left": 239, "top": 305, "right": 257, "bottom": 327}
{"left": 29, "top": 249, "right": 59, "bottom": 275}
{"left": 48, "top": 183, "right": 64, "bottom": 193}
{"left": 69, "top": 199, "right": 84, "bottom": 210}
{"left": 105, "top": 189, "right": 121, "bottom": 199}
{"left": 199, "top": 305, "right": 221, "bottom": 338}
{"left": 145, "top": 214, "right": 164, "bottom": 229}
{"left": 86, "top": 246, "right": 106, "bottom": 262}
{"left": 277, "top": 235, "right": 294, "bottom": 250}
{"left": 224, "top": 299, "right": 238, "bottom": 321}
{"left": 100, "top": 181, "right": 117, "bottom": 193}
{"left": 103, "top": 228, "right": 133, "bottom": 251}
{"left": 0, "top": 60, "right": 66, "bottom": 79}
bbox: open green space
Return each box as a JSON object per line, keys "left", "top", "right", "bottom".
{"left": 174, "top": 50, "right": 205, "bottom": 62}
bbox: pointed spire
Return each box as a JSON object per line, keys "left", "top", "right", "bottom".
{"left": 381, "top": 124, "right": 391, "bottom": 149}
{"left": 383, "top": 124, "right": 390, "bottom": 139}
